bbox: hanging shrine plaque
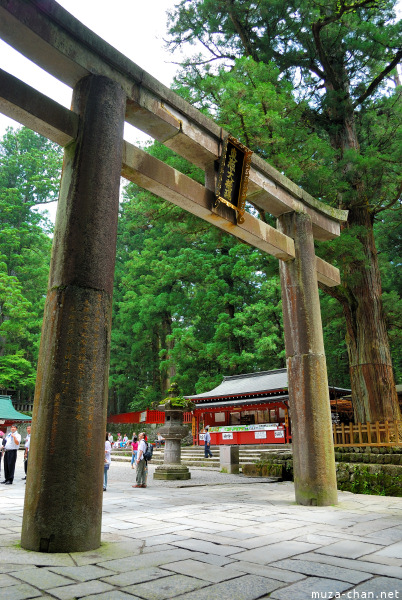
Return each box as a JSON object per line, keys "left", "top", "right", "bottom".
{"left": 215, "top": 135, "right": 253, "bottom": 224}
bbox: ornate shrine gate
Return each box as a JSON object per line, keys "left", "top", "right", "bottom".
{"left": 0, "top": 0, "right": 348, "bottom": 552}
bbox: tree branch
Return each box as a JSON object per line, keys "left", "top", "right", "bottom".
{"left": 225, "top": 0, "right": 260, "bottom": 63}
{"left": 373, "top": 181, "right": 402, "bottom": 215}
{"left": 353, "top": 49, "right": 402, "bottom": 107}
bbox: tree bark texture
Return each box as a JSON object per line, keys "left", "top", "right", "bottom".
{"left": 342, "top": 205, "right": 400, "bottom": 423}
{"left": 326, "top": 92, "right": 399, "bottom": 424}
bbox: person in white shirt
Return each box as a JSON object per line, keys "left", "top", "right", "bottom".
{"left": 133, "top": 432, "right": 147, "bottom": 488}
{"left": 1, "top": 424, "right": 21, "bottom": 484}
{"left": 22, "top": 425, "right": 31, "bottom": 481}
{"left": 104, "top": 433, "right": 112, "bottom": 491}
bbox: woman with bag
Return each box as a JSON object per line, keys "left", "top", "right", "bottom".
{"left": 131, "top": 434, "right": 138, "bottom": 469}
{"left": 104, "top": 432, "right": 112, "bottom": 491}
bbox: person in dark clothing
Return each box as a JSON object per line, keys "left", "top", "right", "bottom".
{"left": 204, "top": 426, "right": 213, "bottom": 458}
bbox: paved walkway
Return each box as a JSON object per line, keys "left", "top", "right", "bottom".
{"left": 0, "top": 457, "right": 401, "bottom": 600}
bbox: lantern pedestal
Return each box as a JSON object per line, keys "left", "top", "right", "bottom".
{"left": 153, "top": 406, "right": 191, "bottom": 481}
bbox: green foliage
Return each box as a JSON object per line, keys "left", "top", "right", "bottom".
{"left": 0, "top": 351, "right": 36, "bottom": 391}
{"left": 0, "top": 127, "right": 62, "bottom": 396}
{"left": 110, "top": 146, "right": 288, "bottom": 411}
{"left": 348, "top": 465, "right": 402, "bottom": 496}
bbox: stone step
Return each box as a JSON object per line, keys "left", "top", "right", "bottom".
{"left": 112, "top": 451, "right": 283, "bottom": 460}
{"left": 111, "top": 445, "right": 291, "bottom": 468}
{"left": 112, "top": 445, "right": 291, "bottom": 455}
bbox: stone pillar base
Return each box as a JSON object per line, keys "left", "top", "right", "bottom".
{"left": 220, "top": 445, "right": 240, "bottom": 474}
{"left": 153, "top": 464, "right": 191, "bottom": 480}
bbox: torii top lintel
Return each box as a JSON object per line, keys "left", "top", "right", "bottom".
{"left": 0, "top": 0, "right": 347, "bottom": 245}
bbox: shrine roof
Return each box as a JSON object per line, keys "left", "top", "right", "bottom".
{"left": 0, "top": 396, "right": 31, "bottom": 422}
{"left": 185, "top": 369, "right": 288, "bottom": 400}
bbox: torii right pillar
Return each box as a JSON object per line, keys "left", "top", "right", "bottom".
{"left": 278, "top": 212, "right": 338, "bottom": 506}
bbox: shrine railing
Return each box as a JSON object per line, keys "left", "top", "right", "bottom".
{"left": 333, "top": 420, "right": 401, "bottom": 447}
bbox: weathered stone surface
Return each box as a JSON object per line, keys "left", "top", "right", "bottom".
{"left": 0, "top": 583, "right": 42, "bottom": 600}
{"left": 0, "top": 573, "right": 19, "bottom": 588}
{"left": 154, "top": 405, "right": 191, "bottom": 480}
{"left": 164, "top": 574, "right": 283, "bottom": 600}
{"left": 102, "top": 567, "right": 171, "bottom": 587}
{"left": 154, "top": 465, "right": 191, "bottom": 480}
{"left": 233, "top": 541, "right": 319, "bottom": 565}
{"left": 348, "top": 576, "right": 402, "bottom": 597}
{"left": 9, "top": 567, "right": 73, "bottom": 589}
{"left": 270, "top": 577, "right": 351, "bottom": 600}
{"left": 316, "top": 540, "right": 384, "bottom": 559}
{"left": 122, "top": 574, "right": 207, "bottom": 600}
{"left": 21, "top": 74, "right": 126, "bottom": 553}
{"left": 278, "top": 212, "right": 337, "bottom": 506}
{"left": 220, "top": 445, "right": 240, "bottom": 474}
{"left": 0, "top": 69, "right": 78, "bottom": 146}
{"left": 48, "top": 580, "right": 113, "bottom": 600}
{"left": 49, "top": 565, "right": 116, "bottom": 582}
{"left": 270, "top": 558, "right": 371, "bottom": 584}
{"left": 81, "top": 592, "right": 136, "bottom": 600}
{"left": 170, "top": 538, "right": 244, "bottom": 557}
{"left": 1, "top": 462, "right": 402, "bottom": 599}
{"left": 242, "top": 464, "right": 262, "bottom": 477}
{"left": 161, "top": 558, "right": 245, "bottom": 583}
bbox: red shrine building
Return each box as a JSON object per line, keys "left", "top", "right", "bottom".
{"left": 187, "top": 369, "right": 290, "bottom": 445}
{"left": 108, "top": 369, "right": 350, "bottom": 446}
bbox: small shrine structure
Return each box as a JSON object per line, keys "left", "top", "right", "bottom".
{"left": 0, "top": 396, "right": 32, "bottom": 435}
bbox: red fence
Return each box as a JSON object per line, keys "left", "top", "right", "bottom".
{"left": 108, "top": 410, "right": 193, "bottom": 425}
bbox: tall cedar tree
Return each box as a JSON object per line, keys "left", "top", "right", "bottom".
{"left": 0, "top": 128, "right": 61, "bottom": 397}
{"left": 166, "top": 0, "right": 402, "bottom": 422}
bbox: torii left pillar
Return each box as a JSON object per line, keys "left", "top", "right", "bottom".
{"left": 21, "top": 75, "right": 126, "bottom": 552}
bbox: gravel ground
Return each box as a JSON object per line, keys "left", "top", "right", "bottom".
{"left": 108, "top": 459, "right": 277, "bottom": 488}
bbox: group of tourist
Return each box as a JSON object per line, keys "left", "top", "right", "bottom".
{"left": 0, "top": 424, "right": 31, "bottom": 485}
{"left": 104, "top": 430, "right": 158, "bottom": 491}
{"left": 108, "top": 432, "right": 131, "bottom": 449}
{"left": 0, "top": 424, "right": 211, "bottom": 492}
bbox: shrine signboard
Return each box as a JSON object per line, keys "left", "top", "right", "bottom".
{"left": 215, "top": 135, "right": 253, "bottom": 224}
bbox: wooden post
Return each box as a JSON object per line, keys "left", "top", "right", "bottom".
{"left": 278, "top": 212, "right": 338, "bottom": 506}
{"left": 385, "top": 421, "right": 389, "bottom": 444}
{"left": 21, "top": 75, "right": 126, "bottom": 552}
{"left": 358, "top": 423, "right": 363, "bottom": 445}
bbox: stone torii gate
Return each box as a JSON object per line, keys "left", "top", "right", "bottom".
{"left": 0, "top": 0, "right": 348, "bottom": 552}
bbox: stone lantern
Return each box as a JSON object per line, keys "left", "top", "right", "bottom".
{"left": 153, "top": 384, "right": 195, "bottom": 480}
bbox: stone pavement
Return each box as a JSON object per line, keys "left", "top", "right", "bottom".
{"left": 0, "top": 457, "right": 401, "bottom": 600}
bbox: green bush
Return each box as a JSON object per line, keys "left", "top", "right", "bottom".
{"left": 343, "top": 465, "right": 402, "bottom": 496}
